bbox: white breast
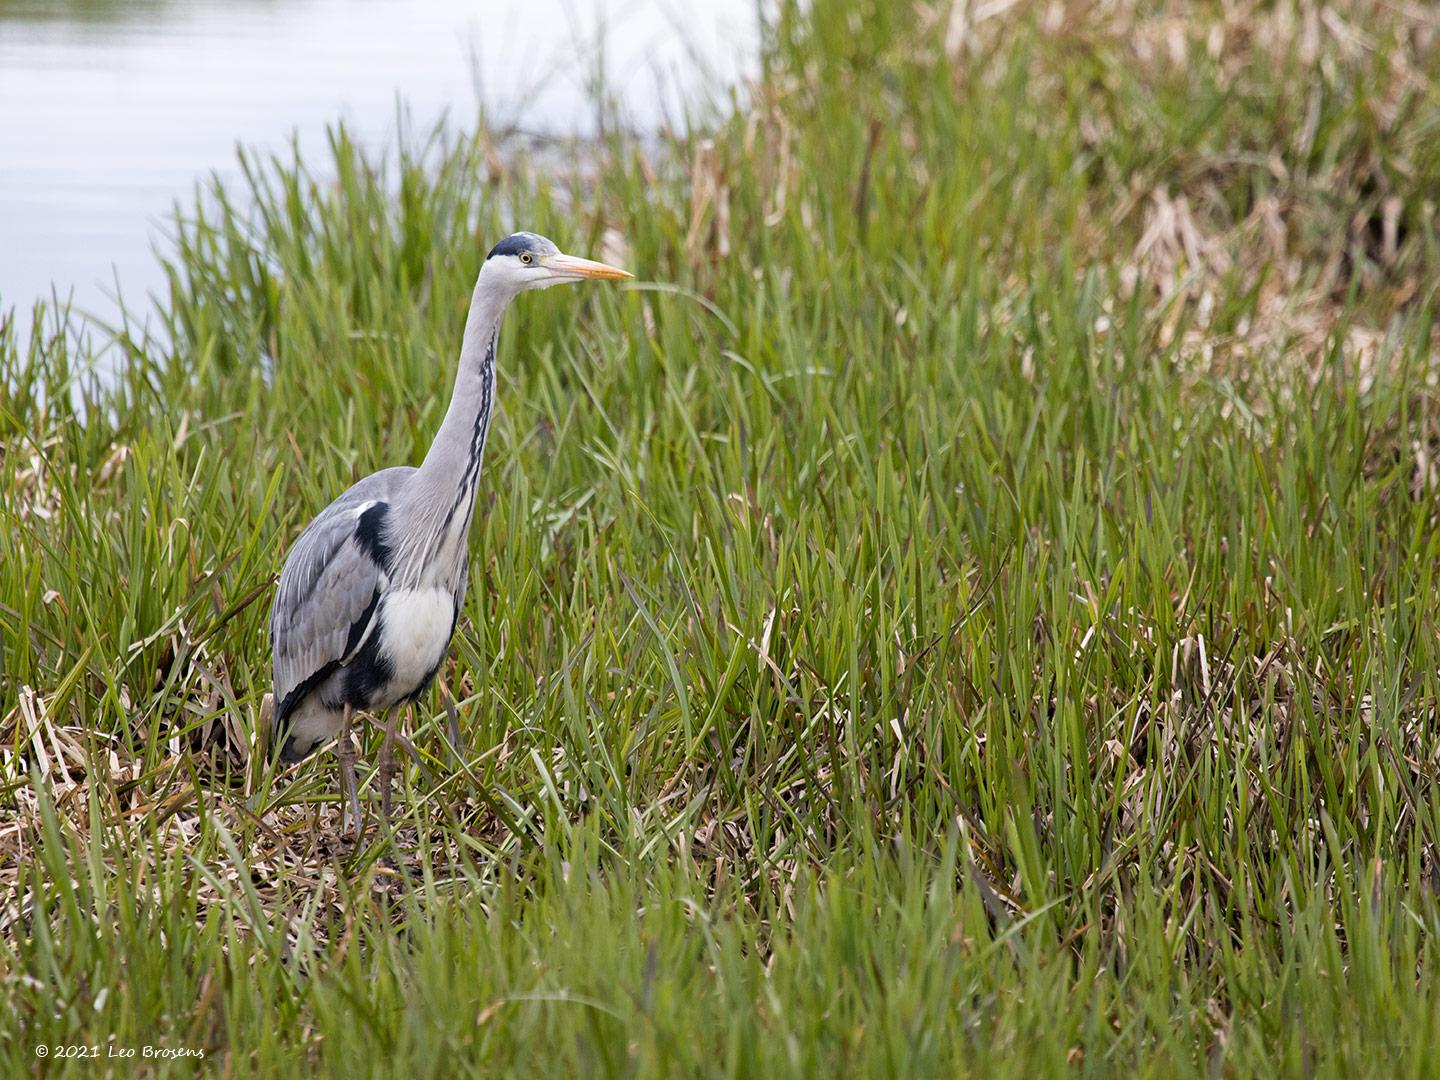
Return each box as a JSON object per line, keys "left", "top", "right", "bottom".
{"left": 378, "top": 587, "right": 454, "bottom": 692}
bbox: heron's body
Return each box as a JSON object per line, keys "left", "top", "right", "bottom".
{"left": 268, "top": 232, "right": 629, "bottom": 833}
{"left": 271, "top": 465, "right": 469, "bottom": 763}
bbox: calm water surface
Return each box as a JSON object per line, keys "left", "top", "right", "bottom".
{"left": 0, "top": 0, "right": 758, "bottom": 337}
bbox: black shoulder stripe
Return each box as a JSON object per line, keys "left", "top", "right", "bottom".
{"left": 355, "top": 502, "right": 392, "bottom": 570}
{"left": 342, "top": 588, "right": 383, "bottom": 660}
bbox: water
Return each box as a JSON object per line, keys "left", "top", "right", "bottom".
{"left": 0, "top": 0, "right": 759, "bottom": 338}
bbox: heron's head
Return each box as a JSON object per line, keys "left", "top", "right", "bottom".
{"left": 481, "top": 231, "right": 631, "bottom": 295}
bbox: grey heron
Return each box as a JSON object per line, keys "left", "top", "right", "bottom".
{"left": 269, "top": 231, "right": 630, "bottom": 836}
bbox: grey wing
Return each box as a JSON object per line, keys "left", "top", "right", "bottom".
{"left": 270, "top": 468, "right": 413, "bottom": 722}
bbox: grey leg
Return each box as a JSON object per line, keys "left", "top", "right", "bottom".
{"left": 337, "top": 705, "right": 362, "bottom": 839}
{"left": 440, "top": 681, "right": 463, "bottom": 759}
{"left": 378, "top": 705, "right": 400, "bottom": 825}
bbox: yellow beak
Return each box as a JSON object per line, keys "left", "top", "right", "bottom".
{"left": 543, "top": 253, "right": 633, "bottom": 281}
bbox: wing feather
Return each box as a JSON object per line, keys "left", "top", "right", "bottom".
{"left": 270, "top": 468, "right": 413, "bottom": 727}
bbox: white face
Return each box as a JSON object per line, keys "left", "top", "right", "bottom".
{"left": 481, "top": 249, "right": 632, "bottom": 295}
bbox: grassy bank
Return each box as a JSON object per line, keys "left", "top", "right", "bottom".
{"left": 5, "top": 0, "right": 1440, "bottom": 1074}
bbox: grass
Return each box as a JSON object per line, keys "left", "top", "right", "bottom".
{"left": 5, "top": 0, "right": 1440, "bottom": 1074}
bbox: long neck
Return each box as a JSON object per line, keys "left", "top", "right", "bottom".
{"left": 416, "top": 275, "right": 509, "bottom": 497}
{"left": 394, "top": 275, "right": 510, "bottom": 588}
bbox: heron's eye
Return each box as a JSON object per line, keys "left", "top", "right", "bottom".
{"left": 519, "top": 252, "right": 533, "bottom": 265}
